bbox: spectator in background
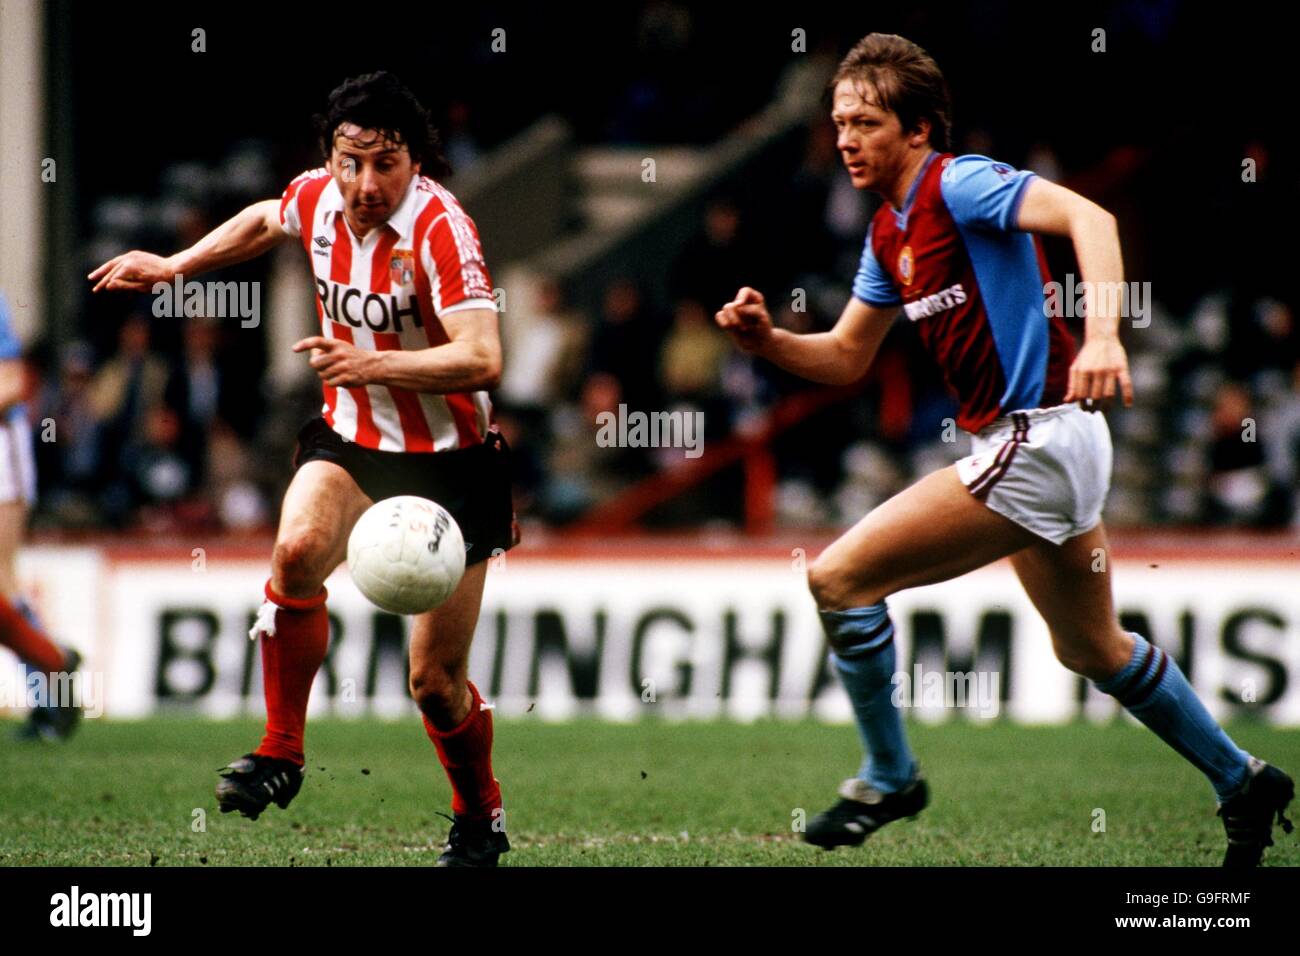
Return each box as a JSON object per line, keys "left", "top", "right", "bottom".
{"left": 495, "top": 276, "right": 589, "bottom": 511}
{"left": 658, "top": 299, "right": 728, "bottom": 403}
{"left": 785, "top": 121, "right": 844, "bottom": 278}
{"left": 88, "top": 315, "right": 169, "bottom": 523}
{"left": 609, "top": 0, "right": 697, "bottom": 142}
{"left": 497, "top": 277, "right": 589, "bottom": 414}
{"left": 165, "top": 316, "right": 227, "bottom": 488}
{"left": 123, "top": 402, "right": 193, "bottom": 530}
{"left": 1228, "top": 297, "right": 1300, "bottom": 386}
{"left": 670, "top": 198, "right": 755, "bottom": 313}
{"left": 443, "top": 100, "right": 480, "bottom": 172}
{"left": 538, "top": 371, "right": 653, "bottom": 524}
{"left": 205, "top": 419, "right": 269, "bottom": 532}
{"left": 658, "top": 298, "right": 732, "bottom": 446}
{"left": 588, "top": 279, "right": 663, "bottom": 411}
{"left": 1204, "top": 381, "right": 1289, "bottom": 526}
{"left": 1262, "top": 357, "right": 1300, "bottom": 527}
{"left": 32, "top": 342, "right": 104, "bottom": 523}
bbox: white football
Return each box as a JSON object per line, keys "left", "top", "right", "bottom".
{"left": 347, "top": 496, "right": 466, "bottom": 615}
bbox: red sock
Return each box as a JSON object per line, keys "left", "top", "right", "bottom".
{"left": 0, "top": 595, "right": 65, "bottom": 672}
{"left": 422, "top": 681, "right": 502, "bottom": 821}
{"left": 253, "top": 580, "right": 329, "bottom": 765}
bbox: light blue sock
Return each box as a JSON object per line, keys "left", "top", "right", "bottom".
{"left": 820, "top": 602, "right": 916, "bottom": 794}
{"left": 1095, "top": 632, "right": 1251, "bottom": 801}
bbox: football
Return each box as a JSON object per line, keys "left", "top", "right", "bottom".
{"left": 346, "top": 496, "right": 466, "bottom": 615}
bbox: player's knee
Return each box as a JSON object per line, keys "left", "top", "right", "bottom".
{"left": 1050, "top": 629, "right": 1125, "bottom": 681}
{"left": 808, "top": 554, "right": 875, "bottom": 611}
{"left": 409, "top": 666, "right": 464, "bottom": 722}
{"left": 271, "top": 532, "right": 329, "bottom": 597}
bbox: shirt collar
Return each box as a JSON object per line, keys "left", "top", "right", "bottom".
{"left": 318, "top": 173, "right": 423, "bottom": 239}
{"left": 892, "top": 149, "right": 936, "bottom": 228}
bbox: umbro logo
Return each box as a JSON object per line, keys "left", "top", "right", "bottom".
{"left": 314, "top": 236, "right": 332, "bottom": 249}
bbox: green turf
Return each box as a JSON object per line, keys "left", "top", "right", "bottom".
{"left": 1, "top": 716, "right": 1296, "bottom": 866}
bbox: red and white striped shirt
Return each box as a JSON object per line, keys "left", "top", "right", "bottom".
{"left": 280, "top": 168, "right": 497, "bottom": 452}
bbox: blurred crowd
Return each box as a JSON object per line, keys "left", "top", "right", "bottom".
{"left": 27, "top": 311, "right": 283, "bottom": 533}
{"left": 20, "top": 1, "right": 1298, "bottom": 534}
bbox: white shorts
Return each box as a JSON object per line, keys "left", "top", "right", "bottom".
{"left": 0, "top": 415, "right": 37, "bottom": 506}
{"left": 954, "top": 402, "right": 1112, "bottom": 545}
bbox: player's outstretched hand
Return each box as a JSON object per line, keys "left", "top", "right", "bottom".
{"left": 715, "top": 286, "right": 773, "bottom": 354}
{"left": 293, "top": 336, "right": 378, "bottom": 389}
{"left": 1064, "top": 335, "right": 1133, "bottom": 408}
{"left": 88, "top": 251, "right": 176, "bottom": 293}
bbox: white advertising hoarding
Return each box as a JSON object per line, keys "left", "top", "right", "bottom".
{"left": 5, "top": 546, "right": 1299, "bottom": 725}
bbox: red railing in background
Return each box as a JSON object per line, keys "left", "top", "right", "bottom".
{"left": 565, "top": 383, "right": 865, "bottom": 536}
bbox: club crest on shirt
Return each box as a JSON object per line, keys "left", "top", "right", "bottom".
{"left": 898, "top": 245, "right": 915, "bottom": 286}
{"left": 390, "top": 249, "right": 415, "bottom": 287}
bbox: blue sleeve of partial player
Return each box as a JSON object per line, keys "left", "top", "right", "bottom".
{"left": 851, "top": 227, "right": 901, "bottom": 306}
{"left": 0, "top": 292, "right": 19, "bottom": 360}
{"left": 940, "top": 155, "right": 1037, "bottom": 232}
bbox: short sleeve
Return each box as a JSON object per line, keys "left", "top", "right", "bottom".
{"left": 0, "top": 292, "right": 20, "bottom": 360}
{"left": 852, "top": 227, "right": 901, "bottom": 306}
{"left": 419, "top": 206, "right": 495, "bottom": 317}
{"left": 940, "top": 155, "right": 1037, "bottom": 232}
{"left": 279, "top": 169, "right": 327, "bottom": 238}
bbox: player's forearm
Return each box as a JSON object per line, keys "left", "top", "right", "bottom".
{"left": 757, "top": 328, "right": 873, "bottom": 385}
{"left": 168, "top": 200, "right": 285, "bottom": 278}
{"left": 372, "top": 341, "right": 502, "bottom": 394}
{"left": 1069, "top": 207, "right": 1124, "bottom": 342}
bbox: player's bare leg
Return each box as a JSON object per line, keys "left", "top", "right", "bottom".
{"left": 803, "top": 466, "right": 1039, "bottom": 849}
{"left": 0, "top": 500, "right": 25, "bottom": 599}
{"left": 409, "top": 559, "right": 487, "bottom": 727}
{"left": 408, "top": 560, "right": 508, "bottom": 866}
{"left": 217, "top": 461, "right": 372, "bottom": 819}
{"left": 809, "top": 466, "right": 1040, "bottom": 610}
{"left": 1012, "top": 521, "right": 1294, "bottom": 866}
{"left": 0, "top": 501, "right": 64, "bottom": 666}
{"left": 0, "top": 500, "right": 81, "bottom": 740}
{"left": 1007, "top": 522, "right": 1130, "bottom": 678}
{"left": 270, "top": 460, "right": 373, "bottom": 599}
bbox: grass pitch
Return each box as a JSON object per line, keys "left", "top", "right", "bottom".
{"left": 2, "top": 716, "right": 1297, "bottom": 866}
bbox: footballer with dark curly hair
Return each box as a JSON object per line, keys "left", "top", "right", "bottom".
{"left": 90, "top": 71, "right": 516, "bottom": 867}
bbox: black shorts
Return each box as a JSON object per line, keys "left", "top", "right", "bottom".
{"left": 292, "top": 417, "right": 519, "bottom": 566}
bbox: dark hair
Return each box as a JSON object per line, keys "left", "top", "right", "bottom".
{"left": 830, "top": 34, "right": 952, "bottom": 151}
{"left": 313, "top": 71, "right": 451, "bottom": 178}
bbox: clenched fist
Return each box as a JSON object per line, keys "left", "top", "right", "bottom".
{"left": 715, "top": 286, "right": 774, "bottom": 354}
